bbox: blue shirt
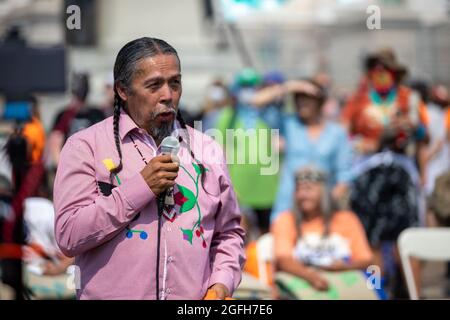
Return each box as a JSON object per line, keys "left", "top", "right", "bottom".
{"left": 271, "top": 115, "right": 353, "bottom": 222}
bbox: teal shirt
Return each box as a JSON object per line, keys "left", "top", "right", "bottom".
{"left": 271, "top": 115, "right": 353, "bottom": 222}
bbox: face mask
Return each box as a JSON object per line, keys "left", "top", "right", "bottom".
{"left": 208, "top": 86, "right": 226, "bottom": 102}
{"left": 237, "top": 88, "right": 255, "bottom": 105}
{"left": 370, "top": 67, "right": 395, "bottom": 95}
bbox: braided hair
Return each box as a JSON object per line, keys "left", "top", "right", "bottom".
{"left": 110, "top": 94, "right": 123, "bottom": 175}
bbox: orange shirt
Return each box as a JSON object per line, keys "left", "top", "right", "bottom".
{"left": 272, "top": 210, "right": 373, "bottom": 265}
{"left": 22, "top": 117, "right": 46, "bottom": 163}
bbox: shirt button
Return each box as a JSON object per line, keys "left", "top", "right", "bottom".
{"left": 168, "top": 256, "right": 174, "bottom": 263}
{"left": 166, "top": 288, "right": 171, "bottom": 294}
{"left": 167, "top": 226, "right": 172, "bottom": 232}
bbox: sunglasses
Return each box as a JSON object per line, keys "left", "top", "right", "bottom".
{"left": 295, "top": 171, "right": 327, "bottom": 183}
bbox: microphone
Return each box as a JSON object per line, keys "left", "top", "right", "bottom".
{"left": 158, "top": 136, "right": 180, "bottom": 217}
{"left": 160, "top": 135, "right": 180, "bottom": 162}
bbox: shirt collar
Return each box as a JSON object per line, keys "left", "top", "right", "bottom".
{"left": 119, "top": 109, "right": 139, "bottom": 141}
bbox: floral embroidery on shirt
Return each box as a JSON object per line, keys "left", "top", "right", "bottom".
{"left": 162, "top": 183, "right": 197, "bottom": 222}
{"left": 178, "top": 162, "right": 208, "bottom": 248}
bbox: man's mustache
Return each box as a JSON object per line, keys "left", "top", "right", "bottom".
{"left": 151, "top": 106, "right": 176, "bottom": 119}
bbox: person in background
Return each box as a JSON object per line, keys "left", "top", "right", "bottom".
{"left": 0, "top": 174, "right": 20, "bottom": 298}
{"left": 426, "top": 89, "right": 450, "bottom": 297}
{"left": 21, "top": 96, "right": 46, "bottom": 164}
{"left": 258, "top": 70, "right": 286, "bottom": 131}
{"left": 341, "top": 48, "right": 429, "bottom": 183}
{"left": 341, "top": 48, "right": 429, "bottom": 298}
{"left": 265, "top": 79, "right": 352, "bottom": 222}
{"left": 1, "top": 128, "right": 47, "bottom": 298}
{"left": 422, "top": 84, "right": 449, "bottom": 196}
{"left": 46, "top": 72, "right": 105, "bottom": 168}
{"left": 23, "top": 195, "right": 75, "bottom": 276}
{"left": 214, "top": 68, "right": 279, "bottom": 236}
{"left": 200, "top": 79, "right": 232, "bottom": 132}
{"left": 272, "top": 167, "right": 373, "bottom": 291}
{"left": 313, "top": 72, "right": 341, "bottom": 123}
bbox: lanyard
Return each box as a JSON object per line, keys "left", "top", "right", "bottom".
{"left": 129, "top": 134, "right": 148, "bottom": 165}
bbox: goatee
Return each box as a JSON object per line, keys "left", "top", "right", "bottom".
{"left": 150, "top": 121, "right": 174, "bottom": 143}
{"left": 149, "top": 108, "right": 177, "bottom": 143}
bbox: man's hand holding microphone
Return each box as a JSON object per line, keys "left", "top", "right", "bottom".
{"left": 140, "top": 136, "right": 180, "bottom": 196}
{"left": 141, "top": 136, "right": 180, "bottom": 210}
{"left": 140, "top": 154, "right": 179, "bottom": 195}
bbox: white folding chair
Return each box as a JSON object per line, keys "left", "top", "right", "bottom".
{"left": 255, "top": 233, "right": 274, "bottom": 285}
{"left": 398, "top": 227, "right": 450, "bottom": 300}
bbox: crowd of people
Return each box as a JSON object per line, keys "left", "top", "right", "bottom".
{"left": 1, "top": 46, "right": 449, "bottom": 300}
{"left": 0, "top": 72, "right": 111, "bottom": 299}
{"left": 195, "top": 48, "right": 450, "bottom": 299}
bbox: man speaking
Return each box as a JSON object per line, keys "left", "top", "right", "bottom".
{"left": 53, "top": 37, "right": 246, "bottom": 300}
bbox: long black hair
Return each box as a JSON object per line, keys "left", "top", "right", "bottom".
{"left": 111, "top": 37, "right": 208, "bottom": 189}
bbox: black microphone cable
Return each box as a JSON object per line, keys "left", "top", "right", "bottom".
{"left": 156, "top": 191, "right": 166, "bottom": 300}
{"left": 155, "top": 135, "right": 180, "bottom": 300}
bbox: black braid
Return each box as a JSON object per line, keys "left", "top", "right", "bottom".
{"left": 110, "top": 93, "right": 123, "bottom": 176}
{"left": 176, "top": 110, "right": 191, "bottom": 151}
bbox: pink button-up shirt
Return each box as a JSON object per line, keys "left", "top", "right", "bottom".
{"left": 53, "top": 111, "right": 246, "bottom": 299}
